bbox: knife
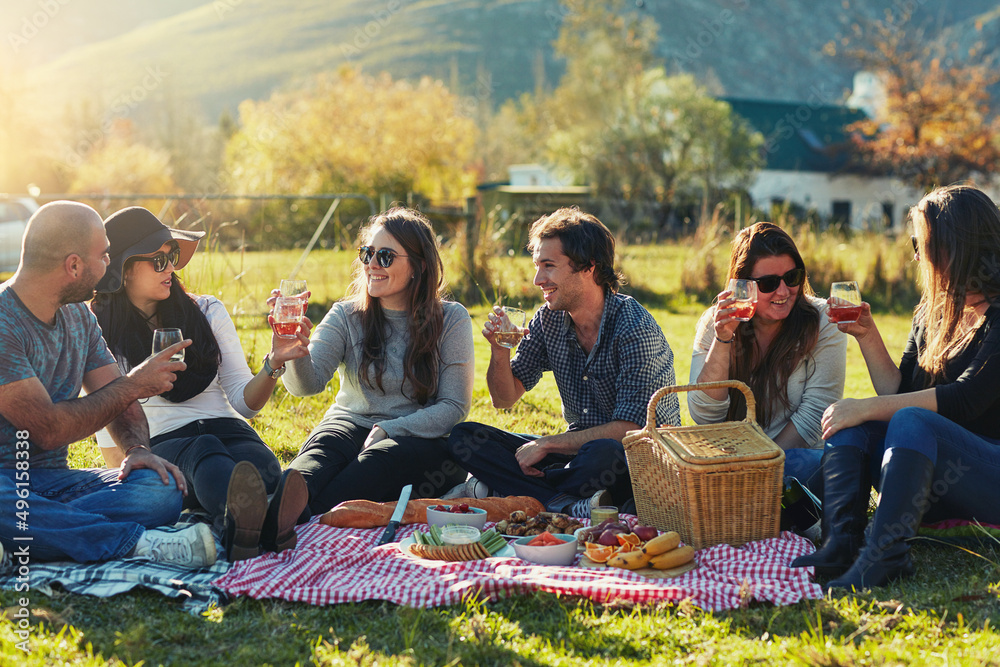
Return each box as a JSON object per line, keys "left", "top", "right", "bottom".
{"left": 377, "top": 484, "right": 413, "bottom": 545}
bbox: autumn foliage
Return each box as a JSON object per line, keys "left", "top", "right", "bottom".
{"left": 842, "top": 11, "right": 1000, "bottom": 190}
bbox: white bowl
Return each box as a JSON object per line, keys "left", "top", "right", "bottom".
{"left": 425, "top": 505, "right": 488, "bottom": 529}
{"left": 512, "top": 533, "right": 579, "bottom": 566}
{"left": 440, "top": 524, "right": 481, "bottom": 545}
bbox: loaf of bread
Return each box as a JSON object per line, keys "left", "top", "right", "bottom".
{"left": 320, "top": 496, "right": 545, "bottom": 529}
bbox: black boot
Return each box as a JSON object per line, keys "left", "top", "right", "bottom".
{"left": 828, "top": 448, "right": 934, "bottom": 591}
{"left": 790, "top": 447, "right": 871, "bottom": 576}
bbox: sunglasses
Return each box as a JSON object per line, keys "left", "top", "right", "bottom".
{"left": 133, "top": 246, "right": 181, "bottom": 273}
{"left": 751, "top": 267, "right": 805, "bottom": 293}
{"left": 358, "top": 245, "right": 408, "bottom": 268}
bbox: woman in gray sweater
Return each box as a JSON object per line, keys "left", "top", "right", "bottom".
{"left": 279, "top": 207, "right": 474, "bottom": 514}
{"left": 688, "top": 222, "right": 846, "bottom": 497}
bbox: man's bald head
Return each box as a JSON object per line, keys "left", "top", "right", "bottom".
{"left": 20, "top": 201, "right": 105, "bottom": 273}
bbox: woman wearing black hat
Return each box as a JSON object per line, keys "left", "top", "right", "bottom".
{"left": 92, "top": 206, "right": 309, "bottom": 561}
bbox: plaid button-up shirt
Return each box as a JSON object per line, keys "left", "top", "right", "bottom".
{"left": 511, "top": 292, "right": 680, "bottom": 432}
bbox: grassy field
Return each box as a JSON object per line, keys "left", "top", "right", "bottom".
{"left": 3, "top": 241, "right": 999, "bottom": 666}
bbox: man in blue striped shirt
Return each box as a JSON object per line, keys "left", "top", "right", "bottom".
{"left": 448, "top": 208, "right": 680, "bottom": 517}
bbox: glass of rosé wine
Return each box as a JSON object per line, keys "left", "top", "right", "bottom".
{"left": 727, "top": 279, "right": 758, "bottom": 322}
{"left": 272, "top": 296, "right": 305, "bottom": 339}
{"left": 829, "top": 281, "right": 863, "bottom": 323}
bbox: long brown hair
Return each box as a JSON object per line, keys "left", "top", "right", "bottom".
{"left": 347, "top": 207, "right": 444, "bottom": 404}
{"left": 725, "top": 222, "right": 820, "bottom": 426}
{"left": 911, "top": 184, "right": 1000, "bottom": 383}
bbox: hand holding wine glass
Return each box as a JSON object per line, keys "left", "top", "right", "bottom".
{"left": 829, "top": 282, "right": 862, "bottom": 324}
{"left": 126, "top": 331, "right": 189, "bottom": 399}
{"left": 271, "top": 297, "right": 306, "bottom": 339}
{"left": 152, "top": 328, "right": 185, "bottom": 362}
{"left": 280, "top": 279, "right": 308, "bottom": 306}
{"left": 495, "top": 307, "right": 527, "bottom": 349}
{"left": 484, "top": 305, "right": 529, "bottom": 349}
{"left": 727, "top": 279, "right": 758, "bottom": 322}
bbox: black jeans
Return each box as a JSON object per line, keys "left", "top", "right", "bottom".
{"left": 288, "top": 417, "right": 467, "bottom": 514}
{"left": 151, "top": 418, "right": 282, "bottom": 532}
{"left": 446, "top": 421, "right": 634, "bottom": 510}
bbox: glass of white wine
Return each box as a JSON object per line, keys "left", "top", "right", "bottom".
{"left": 495, "top": 307, "right": 527, "bottom": 349}
{"left": 152, "top": 328, "right": 185, "bottom": 362}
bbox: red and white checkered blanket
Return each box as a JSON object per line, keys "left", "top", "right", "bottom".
{"left": 213, "top": 520, "right": 822, "bottom": 611}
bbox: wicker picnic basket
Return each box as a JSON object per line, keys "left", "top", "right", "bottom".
{"left": 622, "top": 380, "right": 784, "bottom": 549}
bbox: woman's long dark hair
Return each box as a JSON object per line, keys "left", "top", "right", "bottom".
{"left": 911, "top": 184, "right": 1000, "bottom": 384}
{"left": 347, "top": 207, "right": 444, "bottom": 405}
{"left": 725, "top": 222, "right": 820, "bottom": 427}
{"left": 92, "top": 266, "right": 220, "bottom": 403}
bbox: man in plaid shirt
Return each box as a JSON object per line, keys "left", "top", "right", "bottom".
{"left": 448, "top": 208, "right": 680, "bottom": 517}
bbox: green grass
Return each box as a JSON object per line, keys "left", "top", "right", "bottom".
{"left": 4, "top": 241, "right": 1000, "bottom": 666}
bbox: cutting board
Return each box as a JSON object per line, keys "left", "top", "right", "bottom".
{"left": 577, "top": 555, "right": 697, "bottom": 579}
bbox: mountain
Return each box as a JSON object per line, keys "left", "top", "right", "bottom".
{"left": 6, "top": 0, "right": 1000, "bottom": 124}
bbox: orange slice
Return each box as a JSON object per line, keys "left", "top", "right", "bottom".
{"left": 616, "top": 542, "right": 637, "bottom": 554}
{"left": 617, "top": 533, "right": 641, "bottom": 547}
{"left": 584, "top": 543, "right": 616, "bottom": 564}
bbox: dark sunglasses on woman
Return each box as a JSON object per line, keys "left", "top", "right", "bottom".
{"left": 752, "top": 267, "right": 806, "bottom": 293}
{"left": 134, "top": 246, "right": 181, "bottom": 273}
{"left": 358, "top": 245, "right": 408, "bottom": 268}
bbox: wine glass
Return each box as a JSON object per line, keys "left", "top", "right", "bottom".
{"left": 727, "top": 279, "right": 758, "bottom": 322}
{"left": 272, "top": 296, "right": 305, "bottom": 339}
{"left": 829, "top": 281, "right": 862, "bottom": 323}
{"left": 280, "top": 279, "right": 308, "bottom": 306}
{"left": 152, "top": 328, "right": 185, "bottom": 362}
{"left": 496, "top": 307, "right": 527, "bottom": 349}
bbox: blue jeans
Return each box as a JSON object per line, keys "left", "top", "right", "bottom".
{"left": 784, "top": 447, "right": 824, "bottom": 498}
{"left": 828, "top": 407, "right": 1000, "bottom": 524}
{"left": 0, "top": 467, "right": 182, "bottom": 563}
{"left": 447, "top": 422, "right": 633, "bottom": 510}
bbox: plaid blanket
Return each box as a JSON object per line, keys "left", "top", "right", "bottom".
{"left": 214, "top": 520, "right": 822, "bottom": 611}
{"left": 0, "top": 521, "right": 230, "bottom": 615}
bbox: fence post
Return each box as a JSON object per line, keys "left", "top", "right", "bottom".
{"left": 463, "top": 196, "right": 479, "bottom": 303}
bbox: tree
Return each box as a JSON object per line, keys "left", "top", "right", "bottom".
{"left": 68, "top": 119, "right": 177, "bottom": 197}
{"left": 543, "top": 0, "right": 762, "bottom": 237}
{"left": 224, "top": 67, "right": 477, "bottom": 204}
{"left": 836, "top": 8, "right": 1000, "bottom": 190}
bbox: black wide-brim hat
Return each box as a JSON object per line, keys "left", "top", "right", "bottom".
{"left": 95, "top": 206, "right": 205, "bottom": 294}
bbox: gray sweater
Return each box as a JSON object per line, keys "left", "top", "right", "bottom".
{"left": 284, "top": 299, "right": 474, "bottom": 439}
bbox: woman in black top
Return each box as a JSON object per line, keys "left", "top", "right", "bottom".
{"left": 793, "top": 184, "right": 1000, "bottom": 589}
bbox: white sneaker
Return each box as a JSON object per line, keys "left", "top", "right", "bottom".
{"left": 133, "top": 524, "right": 217, "bottom": 568}
{"left": 440, "top": 482, "right": 469, "bottom": 500}
{"left": 466, "top": 477, "right": 491, "bottom": 499}
{"left": 566, "top": 489, "right": 613, "bottom": 519}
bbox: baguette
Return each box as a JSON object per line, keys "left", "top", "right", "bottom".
{"left": 320, "top": 496, "right": 545, "bottom": 529}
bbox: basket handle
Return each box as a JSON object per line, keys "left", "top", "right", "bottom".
{"left": 643, "top": 380, "right": 757, "bottom": 430}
